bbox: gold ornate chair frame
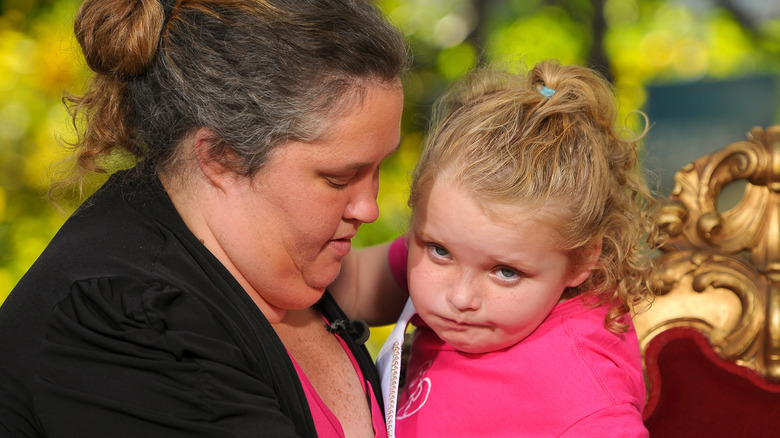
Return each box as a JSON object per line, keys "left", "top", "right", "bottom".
{"left": 633, "top": 125, "right": 780, "bottom": 380}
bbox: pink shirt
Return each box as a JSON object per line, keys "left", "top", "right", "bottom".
{"left": 291, "top": 328, "right": 387, "bottom": 438}
{"left": 395, "top": 297, "right": 647, "bottom": 437}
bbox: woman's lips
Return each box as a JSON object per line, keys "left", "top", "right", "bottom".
{"left": 327, "top": 238, "right": 352, "bottom": 257}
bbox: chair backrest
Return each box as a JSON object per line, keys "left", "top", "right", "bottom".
{"left": 632, "top": 125, "right": 780, "bottom": 437}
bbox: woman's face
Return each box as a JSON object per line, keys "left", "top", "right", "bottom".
{"left": 218, "top": 83, "right": 404, "bottom": 316}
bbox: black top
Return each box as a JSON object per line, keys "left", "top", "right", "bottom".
{"left": 0, "top": 170, "right": 383, "bottom": 437}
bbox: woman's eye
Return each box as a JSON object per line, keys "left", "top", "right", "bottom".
{"left": 495, "top": 267, "right": 520, "bottom": 280}
{"left": 326, "top": 178, "right": 350, "bottom": 189}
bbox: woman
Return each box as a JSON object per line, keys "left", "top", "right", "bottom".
{"left": 0, "top": 0, "right": 409, "bottom": 436}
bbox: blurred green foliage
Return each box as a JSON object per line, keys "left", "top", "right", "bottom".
{"left": 1, "top": 0, "right": 779, "bottom": 345}
{"left": 0, "top": 0, "right": 87, "bottom": 296}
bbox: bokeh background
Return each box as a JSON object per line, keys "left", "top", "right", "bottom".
{"left": 2, "top": 0, "right": 779, "bottom": 354}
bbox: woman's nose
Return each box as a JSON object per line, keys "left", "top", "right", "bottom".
{"left": 344, "top": 172, "right": 380, "bottom": 224}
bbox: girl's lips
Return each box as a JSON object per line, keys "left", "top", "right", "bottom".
{"left": 439, "top": 316, "right": 481, "bottom": 331}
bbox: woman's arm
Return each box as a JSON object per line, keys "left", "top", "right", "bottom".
{"left": 328, "top": 238, "right": 408, "bottom": 326}
{"left": 35, "top": 277, "right": 309, "bottom": 437}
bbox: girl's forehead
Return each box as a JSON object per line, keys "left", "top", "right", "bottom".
{"left": 443, "top": 175, "right": 568, "bottom": 222}
{"left": 412, "top": 179, "right": 573, "bottom": 262}
{"left": 416, "top": 177, "right": 566, "bottom": 227}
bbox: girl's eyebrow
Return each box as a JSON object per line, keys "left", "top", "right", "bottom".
{"left": 494, "top": 258, "right": 534, "bottom": 273}
{"left": 412, "top": 225, "right": 436, "bottom": 242}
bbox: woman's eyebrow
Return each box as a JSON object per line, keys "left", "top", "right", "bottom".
{"left": 340, "top": 141, "right": 401, "bottom": 172}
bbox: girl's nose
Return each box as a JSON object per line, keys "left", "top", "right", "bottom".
{"left": 446, "top": 275, "right": 481, "bottom": 312}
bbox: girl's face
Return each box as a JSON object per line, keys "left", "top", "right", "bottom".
{"left": 408, "top": 178, "right": 594, "bottom": 354}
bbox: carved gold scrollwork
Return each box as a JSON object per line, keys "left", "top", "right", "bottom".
{"left": 634, "top": 126, "right": 780, "bottom": 381}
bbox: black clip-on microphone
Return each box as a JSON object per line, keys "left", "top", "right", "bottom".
{"left": 325, "top": 319, "right": 370, "bottom": 345}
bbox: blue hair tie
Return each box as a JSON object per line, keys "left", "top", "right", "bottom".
{"left": 538, "top": 85, "right": 556, "bottom": 99}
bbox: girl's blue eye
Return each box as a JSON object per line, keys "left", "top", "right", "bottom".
{"left": 429, "top": 244, "right": 449, "bottom": 258}
{"left": 496, "top": 267, "right": 519, "bottom": 280}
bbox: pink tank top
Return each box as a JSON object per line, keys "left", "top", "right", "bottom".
{"left": 290, "top": 329, "right": 387, "bottom": 438}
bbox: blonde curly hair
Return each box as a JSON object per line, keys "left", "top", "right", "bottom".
{"left": 409, "top": 60, "right": 659, "bottom": 333}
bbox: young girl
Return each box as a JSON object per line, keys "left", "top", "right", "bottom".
{"left": 339, "top": 59, "right": 658, "bottom": 437}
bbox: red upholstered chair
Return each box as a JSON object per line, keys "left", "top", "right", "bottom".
{"left": 632, "top": 125, "right": 780, "bottom": 437}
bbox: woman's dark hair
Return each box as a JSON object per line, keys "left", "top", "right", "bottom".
{"left": 66, "top": 0, "right": 409, "bottom": 182}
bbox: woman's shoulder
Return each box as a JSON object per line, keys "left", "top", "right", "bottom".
{"left": 4, "top": 271, "right": 307, "bottom": 437}
{"left": 47, "top": 275, "right": 250, "bottom": 359}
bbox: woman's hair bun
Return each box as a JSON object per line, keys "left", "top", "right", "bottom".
{"left": 74, "top": 0, "right": 166, "bottom": 78}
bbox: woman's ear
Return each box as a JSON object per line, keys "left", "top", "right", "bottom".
{"left": 565, "top": 239, "right": 603, "bottom": 288}
{"left": 192, "top": 127, "right": 235, "bottom": 190}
